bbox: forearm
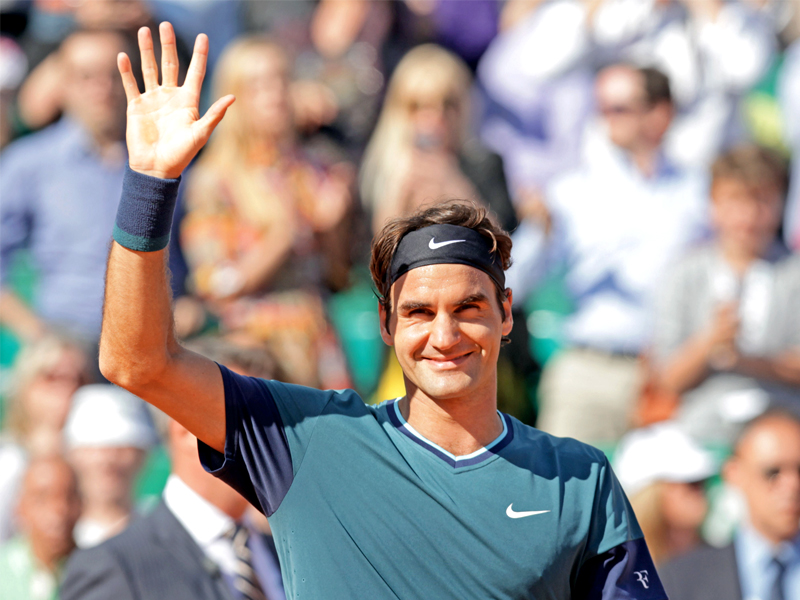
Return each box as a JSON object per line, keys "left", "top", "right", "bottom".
{"left": 658, "top": 333, "right": 717, "bottom": 394}
{"left": 100, "top": 242, "right": 177, "bottom": 386}
{"left": 735, "top": 351, "right": 800, "bottom": 387}
{"left": 0, "top": 289, "right": 46, "bottom": 342}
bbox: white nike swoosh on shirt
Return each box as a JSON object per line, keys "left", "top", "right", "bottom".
{"left": 506, "top": 504, "right": 550, "bottom": 519}
{"left": 428, "top": 238, "right": 467, "bottom": 250}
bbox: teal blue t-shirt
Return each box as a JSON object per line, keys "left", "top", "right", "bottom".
{"left": 199, "top": 365, "right": 666, "bottom": 599}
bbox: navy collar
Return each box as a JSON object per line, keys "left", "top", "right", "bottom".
{"left": 387, "top": 399, "right": 514, "bottom": 468}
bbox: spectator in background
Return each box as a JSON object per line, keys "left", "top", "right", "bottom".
{"left": 181, "top": 36, "right": 353, "bottom": 389}
{"left": 63, "top": 385, "right": 156, "bottom": 548}
{"left": 476, "top": 0, "right": 594, "bottom": 205}
{"left": 61, "top": 348, "right": 285, "bottom": 600}
{"left": 0, "top": 337, "right": 90, "bottom": 543}
{"left": 614, "top": 423, "right": 716, "bottom": 565}
{"left": 779, "top": 38, "right": 800, "bottom": 250}
{"left": 0, "top": 29, "right": 128, "bottom": 345}
{"left": 508, "top": 64, "right": 708, "bottom": 444}
{"left": 653, "top": 145, "right": 800, "bottom": 443}
{"left": 590, "top": 0, "right": 776, "bottom": 170}
{"left": 660, "top": 410, "right": 800, "bottom": 600}
{"left": 0, "top": 456, "right": 82, "bottom": 600}
{"left": 360, "top": 44, "right": 518, "bottom": 234}
{"left": 0, "top": 35, "right": 28, "bottom": 148}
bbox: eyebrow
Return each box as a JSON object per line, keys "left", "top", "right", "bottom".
{"left": 397, "top": 293, "right": 490, "bottom": 313}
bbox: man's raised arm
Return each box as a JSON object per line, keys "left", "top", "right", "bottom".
{"left": 100, "top": 23, "right": 234, "bottom": 452}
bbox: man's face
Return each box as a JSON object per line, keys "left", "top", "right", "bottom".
{"left": 595, "top": 67, "right": 649, "bottom": 151}
{"left": 62, "top": 32, "right": 127, "bottom": 138}
{"left": 70, "top": 445, "right": 146, "bottom": 505}
{"left": 379, "top": 263, "right": 512, "bottom": 404}
{"left": 17, "top": 460, "right": 81, "bottom": 563}
{"left": 711, "top": 177, "right": 783, "bottom": 257}
{"left": 725, "top": 418, "right": 800, "bottom": 544}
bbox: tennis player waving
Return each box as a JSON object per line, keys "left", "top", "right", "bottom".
{"left": 101, "top": 22, "right": 667, "bottom": 600}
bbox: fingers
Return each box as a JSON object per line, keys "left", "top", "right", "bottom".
{"left": 138, "top": 26, "right": 159, "bottom": 91}
{"left": 159, "top": 22, "right": 179, "bottom": 88}
{"left": 194, "top": 94, "right": 235, "bottom": 142}
{"left": 117, "top": 53, "right": 140, "bottom": 102}
{"left": 184, "top": 34, "right": 210, "bottom": 99}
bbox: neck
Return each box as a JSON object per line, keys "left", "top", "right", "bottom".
{"left": 400, "top": 383, "right": 503, "bottom": 457}
{"left": 628, "top": 145, "right": 659, "bottom": 178}
{"left": 664, "top": 527, "right": 701, "bottom": 558}
{"left": 719, "top": 239, "right": 761, "bottom": 275}
{"left": 30, "top": 538, "right": 73, "bottom": 573}
{"left": 173, "top": 470, "right": 247, "bottom": 520}
{"left": 80, "top": 497, "right": 131, "bottom": 525}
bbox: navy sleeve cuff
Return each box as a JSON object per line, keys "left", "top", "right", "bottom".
{"left": 113, "top": 164, "right": 181, "bottom": 252}
{"left": 574, "top": 538, "right": 668, "bottom": 600}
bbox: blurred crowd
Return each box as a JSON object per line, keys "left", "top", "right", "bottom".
{"left": 0, "top": 0, "right": 799, "bottom": 599}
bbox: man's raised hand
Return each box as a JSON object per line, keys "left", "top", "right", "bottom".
{"left": 118, "top": 22, "right": 234, "bottom": 180}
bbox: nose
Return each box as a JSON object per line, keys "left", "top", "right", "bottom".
{"left": 429, "top": 312, "right": 460, "bottom": 351}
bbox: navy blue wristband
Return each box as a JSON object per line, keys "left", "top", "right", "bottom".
{"left": 112, "top": 165, "right": 181, "bottom": 252}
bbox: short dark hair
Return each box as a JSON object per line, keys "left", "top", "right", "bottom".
{"left": 711, "top": 144, "right": 788, "bottom": 194}
{"left": 639, "top": 67, "right": 672, "bottom": 105}
{"left": 370, "top": 201, "right": 512, "bottom": 329}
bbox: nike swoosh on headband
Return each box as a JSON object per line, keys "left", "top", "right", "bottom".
{"left": 428, "top": 238, "right": 467, "bottom": 250}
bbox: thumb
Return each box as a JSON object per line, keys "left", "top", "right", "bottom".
{"left": 194, "top": 94, "right": 235, "bottom": 143}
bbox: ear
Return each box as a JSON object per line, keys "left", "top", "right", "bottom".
{"left": 722, "top": 456, "right": 741, "bottom": 489}
{"left": 378, "top": 301, "right": 394, "bottom": 346}
{"left": 501, "top": 288, "right": 514, "bottom": 337}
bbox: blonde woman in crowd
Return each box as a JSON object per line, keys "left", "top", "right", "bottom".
{"left": 614, "top": 423, "right": 716, "bottom": 565}
{"left": 181, "top": 36, "right": 353, "bottom": 389}
{"left": 0, "top": 336, "right": 90, "bottom": 542}
{"left": 360, "top": 44, "right": 518, "bottom": 234}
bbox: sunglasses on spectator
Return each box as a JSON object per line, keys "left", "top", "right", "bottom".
{"left": 599, "top": 103, "right": 650, "bottom": 116}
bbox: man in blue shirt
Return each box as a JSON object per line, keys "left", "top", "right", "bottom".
{"left": 0, "top": 29, "right": 129, "bottom": 344}
{"left": 99, "top": 22, "right": 666, "bottom": 599}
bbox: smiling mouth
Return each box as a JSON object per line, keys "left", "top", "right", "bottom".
{"left": 422, "top": 352, "right": 474, "bottom": 368}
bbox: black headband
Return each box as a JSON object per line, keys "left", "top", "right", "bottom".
{"left": 388, "top": 224, "right": 505, "bottom": 289}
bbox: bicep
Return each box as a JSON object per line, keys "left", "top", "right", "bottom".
{"left": 139, "top": 348, "right": 226, "bottom": 452}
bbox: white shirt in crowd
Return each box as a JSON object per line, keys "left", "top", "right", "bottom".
{"left": 507, "top": 132, "right": 709, "bottom": 355}
{"left": 163, "top": 475, "right": 285, "bottom": 600}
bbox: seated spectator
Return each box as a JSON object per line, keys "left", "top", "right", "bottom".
{"left": 0, "top": 456, "right": 82, "bottom": 600}
{"left": 653, "top": 145, "right": 800, "bottom": 443}
{"left": 507, "top": 64, "right": 708, "bottom": 444}
{"left": 359, "top": 43, "right": 518, "bottom": 234}
{"left": 63, "top": 385, "right": 156, "bottom": 548}
{"left": 62, "top": 408, "right": 285, "bottom": 600}
{"left": 614, "top": 423, "right": 716, "bottom": 565}
{"left": 0, "top": 29, "right": 129, "bottom": 345}
{"left": 0, "top": 336, "right": 90, "bottom": 542}
{"left": 181, "top": 35, "right": 353, "bottom": 389}
{"left": 660, "top": 410, "right": 800, "bottom": 600}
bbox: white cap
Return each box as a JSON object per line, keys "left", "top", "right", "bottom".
{"left": 64, "top": 384, "right": 157, "bottom": 450}
{"left": 614, "top": 422, "right": 717, "bottom": 496}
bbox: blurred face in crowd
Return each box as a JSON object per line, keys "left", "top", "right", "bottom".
{"left": 595, "top": 66, "right": 671, "bottom": 153}
{"left": 17, "top": 457, "right": 81, "bottom": 570}
{"left": 725, "top": 416, "right": 800, "bottom": 544}
{"left": 22, "top": 346, "right": 87, "bottom": 433}
{"left": 380, "top": 264, "right": 512, "bottom": 405}
{"left": 239, "top": 45, "right": 292, "bottom": 141}
{"left": 69, "top": 445, "right": 146, "bottom": 506}
{"left": 711, "top": 177, "right": 783, "bottom": 259}
{"left": 407, "top": 90, "right": 462, "bottom": 153}
{"left": 660, "top": 481, "right": 708, "bottom": 532}
{"left": 61, "top": 31, "right": 127, "bottom": 139}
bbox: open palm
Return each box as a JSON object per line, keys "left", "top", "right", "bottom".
{"left": 119, "top": 23, "right": 234, "bottom": 180}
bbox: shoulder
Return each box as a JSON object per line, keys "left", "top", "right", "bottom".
{"left": 267, "top": 380, "right": 369, "bottom": 418}
{"left": 0, "top": 120, "right": 73, "bottom": 166}
{"left": 659, "top": 544, "right": 739, "bottom": 599}
{"left": 505, "top": 418, "right": 610, "bottom": 477}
